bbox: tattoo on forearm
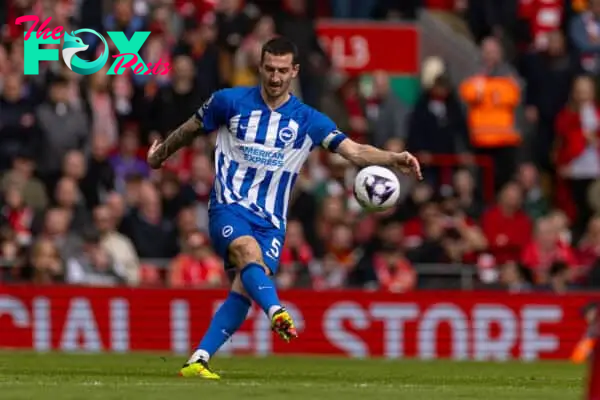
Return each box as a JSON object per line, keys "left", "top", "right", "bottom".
{"left": 151, "top": 117, "right": 202, "bottom": 164}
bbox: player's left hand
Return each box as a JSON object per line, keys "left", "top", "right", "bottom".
{"left": 391, "top": 151, "right": 423, "bottom": 180}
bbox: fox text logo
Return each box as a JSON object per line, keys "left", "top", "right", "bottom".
{"left": 16, "top": 16, "right": 171, "bottom": 76}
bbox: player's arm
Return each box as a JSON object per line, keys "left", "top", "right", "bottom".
{"left": 147, "top": 116, "right": 203, "bottom": 169}
{"left": 336, "top": 137, "right": 423, "bottom": 180}
{"left": 309, "top": 111, "right": 422, "bottom": 180}
{"left": 147, "top": 91, "right": 227, "bottom": 169}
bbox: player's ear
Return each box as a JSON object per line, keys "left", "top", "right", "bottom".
{"left": 291, "top": 63, "right": 299, "bottom": 78}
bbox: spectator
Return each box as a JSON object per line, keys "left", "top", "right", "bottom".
{"left": 35, "top": 75, "right": 89, "bottom": 187}
{"left": 519, "top": 31, "right": 575, "bottom": 169}
{"left": 61, "top": 150, "right": 87, "bottom": 202}
{"left": 517, "top": 0, "right": 565, "bottom": 52}
{"left": 0, "top": 73, "right": 36, "bottom": 172}
{"left": 313, "top": 153, "right": 355, "bottom": 205}
{"left": 569, "top": 0, "right": 600, "bottom": 75}
{"left": 481, "top": 182, "right": 532, "bottom": 264}
{"left": 93, "top": 204, "right": 139, "bottom": 286}
{"left": 517, "top": 162, "right": 550, "bottom": 221}
{"left": 151, "top": 55, "right": 207, "bottom": 136}
{"left": 466, "top": 0, "right": 517, "bottom": 45}
{"left": 578, "top": 216, "right": 600, "bottom": 273}
{"left": 310, "top": 254, "right": 348, "bottom": 290}
{"left": 323, "top": 223, "right": 358, "bottom": 271}
{"left": 403, "top": 198, "right": 440, "bottom": 250}
{"left": 277, "top": 220, "right": 314, "bottom": 289}
{"left": 158, "top": 171, "right": 196, "bottom": 221}
{"left": 66, "top": 228, "right": 127, "bottom": 287}
{"left": 122, "top": 182, "right": 178, "bottom": 259}
{"left": 571, "top": 301, "right": 598, "bottom": 363}
{"left": 406, "top": 213, "right": 450, "bottom": 263}
{"left": 548, "top": 209, "right": 573, "bottom": 245}
{"left": 452, "top": 168, "right": 484, "bottom": 219}
{"left": 27, "top": 238, "right": 63, "bottom": 285}
{"left": 101, "top": 0, "right": 146, "bottom": 55}
{"left": 215, "top": 0, "right": 255, "bottom": 57}
{"left": 498, "top": 261, "right": 533, "bottom": 293}
{"left": 189, "top": 154, "right": 214, "bottom": 231}
{"left": 0, "top": 150, "right": 48, "bottom": 212}
{"left": 168, "top": 231, "right": 225, "bottom": 288}
{"left": 85, "top": 66, "right": 118, "bottom": 147}
{"left": 366, "top": 70, "right": 409, "bottom": 149}
{"left": 173, "top": 16, "right": 221, "bottom": 98}
{"left": 336, "top": 77, "right": 369, "bottom": 143}
{"left": 110, "top": 129, "right": 150, "bottom": 194}
{"left": 314, "top": 195, "right": 347, "bottom": 256}
{"left": 288, "top": 168, "right": 320, "bottom": 252}
{"left": 408, "top": 73, "right": 470, "bottom": 187}
{"left": 112, "top": 74, "right": 135, "bottom": 128}
{"left": 555, "top": 75, "right": 600, "bottom": 240}
{"left": 232, "top": 14, "right": 277, "bottom": 87}
{"left": 538, "top": 261, "right": 575, "bottom": 293}
{"left": 1, "top": 184, "right": 33, "bottom": 247}
{"left": 521, "top": 217, "right": 578, "bottom": 284}
{"left": 177, "top": 207, "right": 201, "bottom": 250}
{"left": 363, "top": 242, "right": 416, "bottom": 292}
{"left": 277, "top": 0, "right": 329, "bottom": 108}
{"left": 53, "top": 177, "right": 92, "bottom": 234}
{"left": 81, "top": 134, "right": 116, "bottom": 209}
{"left": 122, "top": 173, "right": 144, "bottom": 211}
{"left": 460, "top": 37, "right": 522, "bottom": 192}
{"left": 38, "top": 208, "right": 83, "bottom": 262}
{"left": 105, "top": 191, "right": 127, "bottom": 232}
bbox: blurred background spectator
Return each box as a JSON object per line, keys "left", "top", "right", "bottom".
{"left": 1, "top": 0, "right": 600, "bottom": 295}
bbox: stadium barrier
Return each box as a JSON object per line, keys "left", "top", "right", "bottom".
{"left": 0, "top": 285, "right": 597, "bottom": 361}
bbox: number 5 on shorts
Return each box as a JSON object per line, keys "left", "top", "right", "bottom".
{"left": 265, "top": 238, "right": 282, "bottom": 260}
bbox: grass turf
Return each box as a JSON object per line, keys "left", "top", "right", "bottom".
{"left": 0, "top": 352, "right": 587, "bottom": 400}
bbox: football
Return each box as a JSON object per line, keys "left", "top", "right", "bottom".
{"left": 353, "top": 166, "right": 401, "bottom": 211}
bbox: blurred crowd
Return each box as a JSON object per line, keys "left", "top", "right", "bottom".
{"left": 2, "top": 0, "right": 600, "bottom": 295}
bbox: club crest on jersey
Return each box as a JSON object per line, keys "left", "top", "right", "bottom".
{"left": 222, "top": 225, "right": 233, "bottom": 238}
{"left": 278, "top": 126, "right": 297, "bottom": 144}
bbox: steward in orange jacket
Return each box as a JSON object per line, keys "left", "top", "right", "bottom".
{"left": 460, "top": 72, "right": 522, "bottom": 148}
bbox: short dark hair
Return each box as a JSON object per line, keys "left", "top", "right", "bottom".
{"left": 261, "top": 37, "right": 299, "bottom": 65}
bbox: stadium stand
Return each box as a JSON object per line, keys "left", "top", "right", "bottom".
{"left": 0, "top": 0, "right": 599, "bottom": 297}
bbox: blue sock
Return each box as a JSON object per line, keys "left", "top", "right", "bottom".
{"left": 240, "top": 263, "right": 281, "bottom": 316}
{"left": 197, "top": 291, "right": 251, "bottom": 357}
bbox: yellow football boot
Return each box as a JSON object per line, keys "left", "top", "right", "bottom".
{"left": 271, "top": 308, "right": 298, "bottom": 342}
{"left": 178, "top": 359, "right": 220, "bottom": 379}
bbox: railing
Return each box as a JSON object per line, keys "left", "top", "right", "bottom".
{"left": 137, "top": 260, "right": 479, "bottom": 290}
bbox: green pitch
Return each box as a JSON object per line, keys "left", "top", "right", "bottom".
{"left": 0, "top": 352, "right": 586, "bottom": 400}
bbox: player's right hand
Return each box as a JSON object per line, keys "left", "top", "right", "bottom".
{"left": 147, "top": 139, "right": 164, "bottom": 169}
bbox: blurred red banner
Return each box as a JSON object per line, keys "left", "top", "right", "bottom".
{"left": 316, "top": 21, "right": 419, "bottom": 75}
{"left": 0, "top": 285, "right": 596, "bottom": 361}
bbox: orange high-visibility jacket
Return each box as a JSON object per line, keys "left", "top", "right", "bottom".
{"left": 460, "top": 75, "right": 522, "bottom": 148}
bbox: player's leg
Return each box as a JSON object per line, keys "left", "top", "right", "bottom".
{"left": 229, "top": 229, "right": 297, "bottom": 342}
{"left": 179, "top": 210, "right": 253, "bottom": 379}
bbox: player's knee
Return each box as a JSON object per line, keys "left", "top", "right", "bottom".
{"left": 228, "top": 236, "right": 263, "bottom": 269}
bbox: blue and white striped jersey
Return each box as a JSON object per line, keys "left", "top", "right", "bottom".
{"left": 196, "top": 86, "right": 347, "bottom": 229}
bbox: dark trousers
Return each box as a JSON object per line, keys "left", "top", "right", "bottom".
{"left": 569, "top": 178, "right": 595, "bottom": 242}
{"left": 476, "top": 146, "right": 518, "bottom": 194}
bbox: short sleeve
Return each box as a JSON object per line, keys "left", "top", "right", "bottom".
{"left": 307, "top": 110, "right": 348, "bottom": 152}
{"left": 195, "top": 90, "right": 229, "bottom": 132}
